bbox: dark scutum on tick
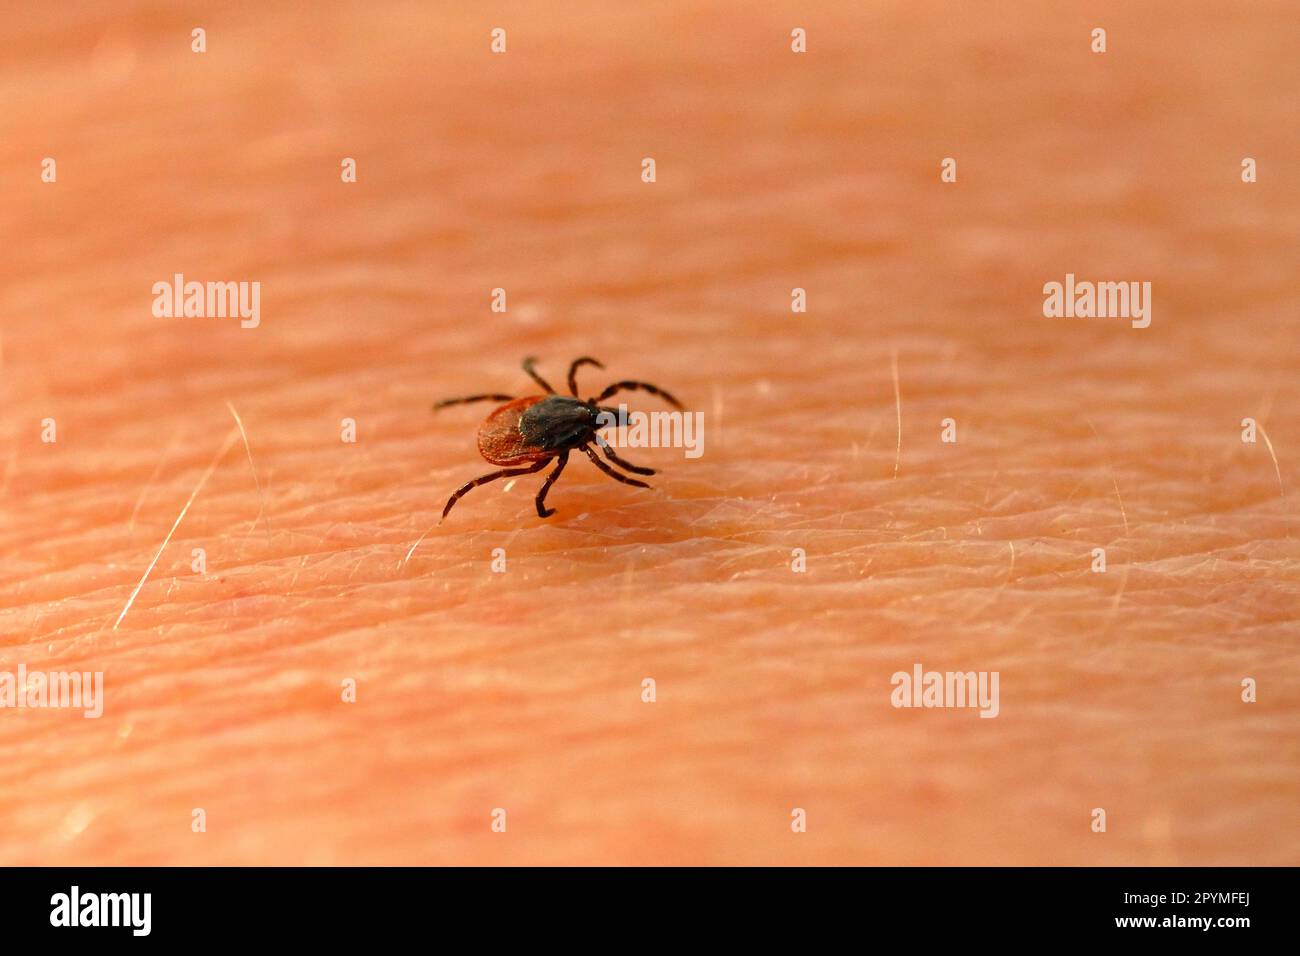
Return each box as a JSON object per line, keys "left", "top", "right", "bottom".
{"left": 433, "top": 356, "right": 683, "bottom": 520}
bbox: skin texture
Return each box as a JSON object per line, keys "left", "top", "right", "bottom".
{"left": 0, "top": 0, "right": 1297, "bottom": 865}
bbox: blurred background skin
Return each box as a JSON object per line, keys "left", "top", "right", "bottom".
{"left": 0, "top": 0, "right": 1297, "bottom": 865}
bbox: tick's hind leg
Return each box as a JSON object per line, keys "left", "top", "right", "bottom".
{"left": 566, "top": 356, "right": 604, "bottom": 397}
{"left": 581, "top": 444, "right": 651, "bottom": 488}
{"left": 522, "top": 357, "right": 557, "bottom": 393}
{"left": 535, "top": 451, "right": 569, "bottom": 517}
{"left": 589, "top": 380, "right": 684, "bottom": 409}
{"left": 441, "top": 458, "right": 550, "bottom": 522}
{"left": 595, "top": 435, "right": 655, "bottom": 475}
{"left": 433, "top": 393, "right": 513, "bottom": 411}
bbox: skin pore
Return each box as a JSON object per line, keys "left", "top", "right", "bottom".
{"left": 0, "top": 1, "right": 1297, "bottom": 865}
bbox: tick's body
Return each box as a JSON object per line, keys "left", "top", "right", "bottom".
{"left": 434, "top": 357, "right": 683, "bottom": 520}
{"left": 478, "top": 395, "right": 604, "bottom": 466}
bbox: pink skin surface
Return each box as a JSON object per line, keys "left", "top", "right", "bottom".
{"left": 0, "top": 0, "right": 1297, "bottom": 864}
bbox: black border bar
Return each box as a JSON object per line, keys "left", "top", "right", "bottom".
{"left": 0, "top": 867, "right": 1280, "bottom": 943}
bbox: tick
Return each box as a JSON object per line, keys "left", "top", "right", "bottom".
{"left": 434, "top": 356, "right": 683, "bottom": 520}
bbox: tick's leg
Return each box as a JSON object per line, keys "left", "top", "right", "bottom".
{"left": 432, "top": 393, "right": 513, "bottom": 411}
{"left": 588, "top": 380, "right": 684, "bottom": 409}
{"left": 595, "top": 434, "right": 655, "bottom": 475}
{"left": 441, "top": 458, "right": 550, "bottom": 522}
{"left": 581, "top": 444, "right": 651, "bottom": 488}
{"left": 522, "top": 357, "right": 556, "bottom": 393}
{"left": 535, "top": 451, "right": 570, "bottom": 517}
{"left": 566, "top": 356, "right": 604, "bottom": 397}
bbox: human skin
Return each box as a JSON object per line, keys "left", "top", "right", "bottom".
{"left": 0, "top": 0, "right": 1297, "bottom": 865}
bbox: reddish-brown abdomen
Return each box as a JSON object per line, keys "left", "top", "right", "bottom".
{"left": 477, "top": 396, "right": 550, "bottom": 465}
